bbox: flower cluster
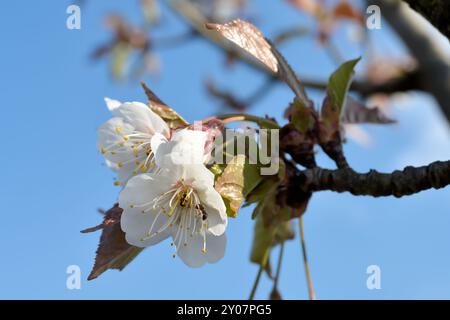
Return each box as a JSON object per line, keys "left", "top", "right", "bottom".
{"left": 98, "top": 98, "right": 227, "bottom": 267}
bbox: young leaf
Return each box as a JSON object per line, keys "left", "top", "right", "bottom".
{"left": 324, "top": 57, "right": 361, "bottom": 121}
{"left": 214, "top": 155, "right": 262, "bottom": 217}
{"left": 341, "top": 96, "right": 396, "bottom": 124}
{"left": 205, "top": 19, "right": 278, "bottom": 73}
{"left": 250, "top": 206, "right": 293, "bottom": 273}
{"left": 206, "top": 19, "right": 312, "bottom": 107}
{"left": 319, "top": 58, "right": 360, "bottom": 168}
{"left": 81, "top": 204, "right": 144, "bottom": 280}
{"left": 250, "top": 214, "right": 277, "bottom": 275}
{"left": 141, "top": 82, "right": 189, "bottom": 129}
{"left": 285, "top": 98, "right": 316, "bottom": 133}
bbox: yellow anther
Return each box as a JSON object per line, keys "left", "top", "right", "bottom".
{"left": 100, "top": 147, "right": 106, "bottom": 154}
{"left": 123, "top": 135, "right": 129, "bottom": 141}
{"left": 149, "top": 162, "right": 155, "bottom": 168}
{"left": 118, "top": 162, "right": 123, "bottom": 168}
{"left": 201, "top": 248, "right": 207, "bottom": 254}
{"left": 111, "top": 151, "right": 117, "bottom": 155}
{"left": 135, "top": 161, "right": 140, "bottom": 166}
{"left": 115, "top": 127, "right": 121, "bottom": 133}
{"left": 114, "top": 181, "right": 120, "bottom": 186}
{"left": 140, "top": 164, "right": 148, "bottom": 171}
{"left": 119, "top": 141, "right": 125, "bottom": 146}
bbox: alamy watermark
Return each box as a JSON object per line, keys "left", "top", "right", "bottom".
{"left": 366, "top": 265, "right": 381, "bottom": 290}
{"left": 66, "top": 5, "right": 81, "bottom": 30}
{"left": 66, "top": 265, "right": 81, "bottom": 290}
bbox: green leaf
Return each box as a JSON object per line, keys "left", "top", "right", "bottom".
{"left": 323, "top": 57, "right": 361, "bottom": 121}
{"left": 250, "top": 211, "right": 294, "bottom": 273}
{"left": 214, "top": 155, "right": 262, "bottom": 218}
{"left": 288, "top": 99, "right": 316, "bottom": 133}
{"left": 250, "top": 213, "right": 277, "bottom": 269}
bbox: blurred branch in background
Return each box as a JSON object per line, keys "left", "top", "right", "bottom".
{"left": 370, "top": 0, "right": 450, "bottom": 124}
{"left": 403, "top": 0, "right": 450, "bottom": 40}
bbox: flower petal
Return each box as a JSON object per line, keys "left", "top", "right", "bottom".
{"left": 104, "top": 97, "right": 122, "bottom": 112}
{"left": 175, "top": 232, "right": 226, "bottom": 267}
{"left": 150, "top": 132, "right": 168, "bottom": 156}
{"left": 98, "top": 118, "right": 140, "bottom": 165}
{"left": 119, "top": 173, "right": 177, "bottom": 247}
{"left": 119, "top": 173, "right": 175, "bottom": 209}
{"left": 113, "top": 102, "right": 170, "bottom": 138}
{"left": 155, "top": 129, "right": 207, "bottom": 167}
{"left": 121, "top": 207, "right": 171, "bottom": 247}
{"left": 197, "top": 186, "right": 227, "bottom": 236}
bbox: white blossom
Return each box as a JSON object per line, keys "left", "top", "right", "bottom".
{"left": 97, "top": 98, "right": 170, "bottom": 186}
{"left": 119, "top": 163, "right": 227, "bottom": 267}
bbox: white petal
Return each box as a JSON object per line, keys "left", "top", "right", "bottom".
{"left": 155, "top": 129, "right": 207, "bottom": 167}
{"left": 104, "top": 97, "right": 122, "bottom": 112}
{"left": 150, "top": 132, "right": 168, "bottom": 156}
{"left": 204, "top": 232, "right": 227, "bottom": 264}
{"left": 121, "top": 207, "right": 171, "bottom": 247}
{"left": 176, "top": 232, "right": 227, "bottom": 267}
{"left": 119, "top": 173, "right": 177, "bottom": 247}
{"left": 97, "top": 117, "right": 136, "bottom": 163}
{"left": 113, "top": 102, "right": 170, "bottom": 138}
{"left": 119, "top": 173, "right": 174, "bottom": 208}
{"left": 197, "top": 186, "right": 227, "bottom": 236}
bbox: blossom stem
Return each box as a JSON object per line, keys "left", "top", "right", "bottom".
{"left": 273, "top": 239, "right": 285, "bottom": 291}
{"left": 299, "top": 217, "right": 316, "bottom": 300}
{"left": 248, "top": 245, "right": 271, "bottom": 300}
{"left": 248, "top": 265, "right": 263, "bottom": 301}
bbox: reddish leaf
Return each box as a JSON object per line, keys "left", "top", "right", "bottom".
{"left": 341, "top": 96, "right": 396, "bottom": 124}
{"left": 81, "top": 204, "right": 143, "bottom": 281}
{"left": 141, "top": 82, "right": 189, "bottom": 129}
{"left": 205, "top": 19, "right": 278, "bottom": 73}
{"left": 332, "top": 1, "right": 363, "bottom": 23}
{"left": 206, "top": 19, "right": 312, "bottom": 107}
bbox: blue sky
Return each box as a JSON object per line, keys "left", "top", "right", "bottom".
{"left": 0, "top": 1, "right": 449, "bottom": 299}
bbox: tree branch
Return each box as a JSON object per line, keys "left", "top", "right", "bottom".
{"left": 294, "top": 160, "right": 450, "bottom": 197}
{"left": 370, "top": 0, "right": 450, "bottom": 124}
{"left": 402, "top": 0, "right": 450, "bottom": 40}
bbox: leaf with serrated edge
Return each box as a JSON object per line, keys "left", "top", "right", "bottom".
{"left": 206, "top": 19, "right": 311, "bottom": 106}
{"left": 81, "top": 204, "right": 144, "bottom": 280}
{"left": 141, "top": 82, "right": 189, "bottom": 129}
{"left": 206, "top": 20, "right": 278, "bottom": 73}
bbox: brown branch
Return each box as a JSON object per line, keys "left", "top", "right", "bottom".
{"left": 402, "top": 0, "right": 450, "bottom": 40}
{"left": 370, "top": 0, "right": 450, "bottom": 124}
{"left": 294, "top": 160, "right": 450, "bottom": 197}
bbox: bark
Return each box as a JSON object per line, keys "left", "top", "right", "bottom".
{"left": 370, "top": 0, "right": 450, "bottom": 124}
{"left": 294, "top": 160, "right": 450, "bottom": 197}
{"left": 403, "top": 0, "right": 450, "bottom": 40}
